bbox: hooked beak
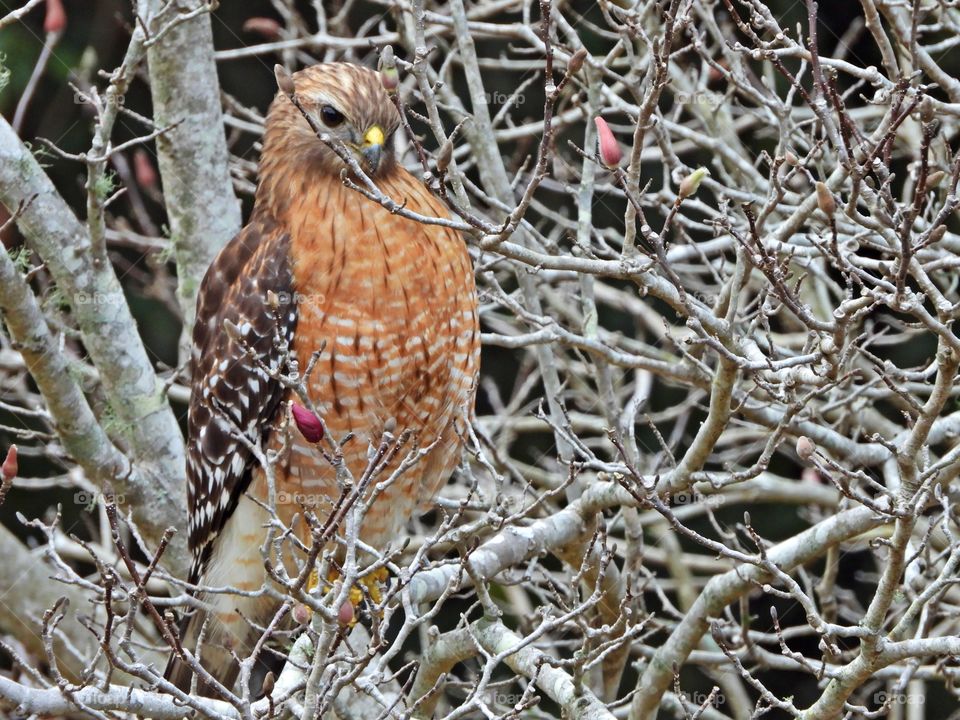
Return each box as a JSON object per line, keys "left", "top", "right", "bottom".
{"left": 360, "top": 125, "right": 385, "bottom": 173}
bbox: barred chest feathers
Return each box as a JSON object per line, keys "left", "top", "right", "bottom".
{"left": 266, "top": 169, "right": 480, "bottom": 544}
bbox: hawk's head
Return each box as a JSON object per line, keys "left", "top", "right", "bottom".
{"left": 263, "top": 62, "right": 401, "bottom": 177}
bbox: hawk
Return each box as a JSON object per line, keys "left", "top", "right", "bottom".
{"left": 165, "top": 62, "right": 480, "bottom": 694}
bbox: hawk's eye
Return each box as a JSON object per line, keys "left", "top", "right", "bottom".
{"left": 320, "top": 104, "right": 344, "bottom": 128}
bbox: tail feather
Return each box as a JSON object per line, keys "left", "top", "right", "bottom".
{"left": 164, "top": 603, "right": 250, "bottom": 697}
{"left": 164, "top": 495, "right": 278, "bottom": 696}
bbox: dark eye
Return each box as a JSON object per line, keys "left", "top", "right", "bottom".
{"left": 320, "top": 104, "right": 344, "bottom": 127}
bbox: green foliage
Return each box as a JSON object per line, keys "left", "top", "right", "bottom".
{"left": 8, "top": 245, "right": 32, "bottom": 274}
{"left": 93, "top": 170, "right": 117, "bottom": 202}
{"left": 44, "top": 285, "right": 69, "bottom": 313}
{"left": 23, "top": 141, "right": 53, "bottom": 170}
{"left": 155, "top": 237, "right": 177, "bottom": 265}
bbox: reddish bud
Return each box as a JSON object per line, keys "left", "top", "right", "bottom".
{"left": 261, "top": 671, "right": 275, "bottom": 696}
{"left": 925, "top": 170, "right": 945, "bottom": 188}
{"left": 378, "top": 45, "right": 399, "bottom": 94}
{"left": 801, "top": 467, "right": 822, "bottom": 484}
{"left": 594, "top": 117, "right": 622, "bottom": 168}
{"left": 567, "top": 48, "right": 588, "bottom": 76}
{"left": 815, "top": 182, "right": 836, "bottom": 217}
{"left": 292, "top": 603, "right": 310, "bottom": 625}
{"left": 380, "top": 66, "right": 400, "bottom": 93}
{"left": 435, "top": 136, "right": 454, "bottom": 174}
{"left": 292, "top": 403, "right": 324, "bottom": 443}
{"left": 44, "top": 0, "right": 66, "bottom": 34}
{"left": 1, "top": 445, "right": 16, "bottom": 481}
{"left": 338, "top": 600, "right": 354, "bottom": 625}
{"left": 796, "top": 436, "right": 816, "bottom": 464}
{"left": 242, "top": 17, "right": 282, "bottom": 40}
{"left": 707, "top": 59, "right": 729, "bottom": 85}
{"left": 133, "top": 149, "right": 157, "bottom": 189}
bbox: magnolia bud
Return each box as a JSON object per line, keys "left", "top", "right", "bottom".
{"left": 292, "top": 403, "right": 324, "bottom": 442}
{"left": 801, "top": 467, "right": 822, "bottom": 484}
{"left": 567, "top": 48, "right": 588, "bottom": 75}
{"left": 928, "top": 224, "right": 947, "bottom": 244}
{"left": 796, "top": 436, "right": 816, "bottom": 464}
{"left": 378, "top": 45, "right": 399, "bottom": 94}
{"left": 292, "top": 603, "right": 310, "bottom": 625}
{"left": 1, "top": 445, "right": 16, "bottom": 482}
{"left": 261, "top": 671, "right": 275, "bottom": 696}
{"left": 679, "top": 167, "right": 710, "bottom": 198}
{"left": 242, "top": 17, "right": 282, "bottom": 40}
{"left": 274, "top": 64, "right": 295, "bottom": 96}
{"left": 435, "top": 136, "right": 454, "bottom": 174}
{"left": 594, "top": 117, "right": 622, "bottom": 168}
{"left": 338, "top": 600, "right": 355, "bottom": 625}
{"left": 133, "top": 149, "right": 157, "bottom": 190}
{"left": 44, "top": 0, "right": 66, "bottom": 34}
{"left": 815, "top": 182, "right": 836, "bottom": 217}
{"left": 925, "top": 170, "right": 945, "bottom": 188}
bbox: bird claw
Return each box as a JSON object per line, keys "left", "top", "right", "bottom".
{"left": 305, "top": 566, "right": 389, "bottom": 625}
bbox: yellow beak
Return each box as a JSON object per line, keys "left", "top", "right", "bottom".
{"left": 360, "top": 125, "right": 385, "bottom": 172}
{"left": 363, "top": 125, "right": 385, "bottom": 147}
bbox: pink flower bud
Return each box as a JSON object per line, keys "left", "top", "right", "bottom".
{"left": 815, "top": 182, "right": 836, "bottom": 217}
{"left": 1, "top": 445, "right": 16, "bottom": 481}
{"left": 801, "top": 467, "right": 822, "bottom": 484}
{"left": 133, "top": 149, "right": 157, "bottom": 189}
{"left": 292, "top": 603, "right": 310, "bottom": 625}
{"left": 378, "top": 46, "right": 399, "bottom": 94}
{"left": 594, "top": 117, "right": 622, "bottom": 168}
{"left": 44, "top": 0, "right": 66, "bottom": 34}
{"left": 338, "top": 600, "right": 354, "bottom": 625}
{"left": 796, "top": 436, "right": 816, "bottom": 464}
{"left": 380, "top": 67, "right": 399, "bottom": 93}
{"left": 567, "top": 48, "right": 588, "bottom": 75}
{"left": 242, "top": 17, "right": 282, "bottom": 40}
{"left": 292, "top": 403, "right": 324, "bottom": 443}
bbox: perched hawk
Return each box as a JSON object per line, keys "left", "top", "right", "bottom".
{"left": 165, "top": 62, "right": 480, "bottom": 694}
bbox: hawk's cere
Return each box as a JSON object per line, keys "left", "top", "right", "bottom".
{"left": 165, "top": 62, "right": 480, "bottom": 694}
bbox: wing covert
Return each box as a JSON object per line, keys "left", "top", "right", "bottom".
{"left": 185, "top": 216, "right": 296, "bottom": 582}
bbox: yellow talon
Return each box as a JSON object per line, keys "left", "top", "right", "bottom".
{"left": 302, "top": 566, "right": 389, "bottom": 622}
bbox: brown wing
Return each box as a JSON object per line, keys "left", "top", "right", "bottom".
{"left": 186, "top": 215, "right": 296, "bottom": 583}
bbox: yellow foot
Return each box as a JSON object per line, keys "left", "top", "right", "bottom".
{"left": 305, "top": 566, "right": 390, "bottom": 623}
